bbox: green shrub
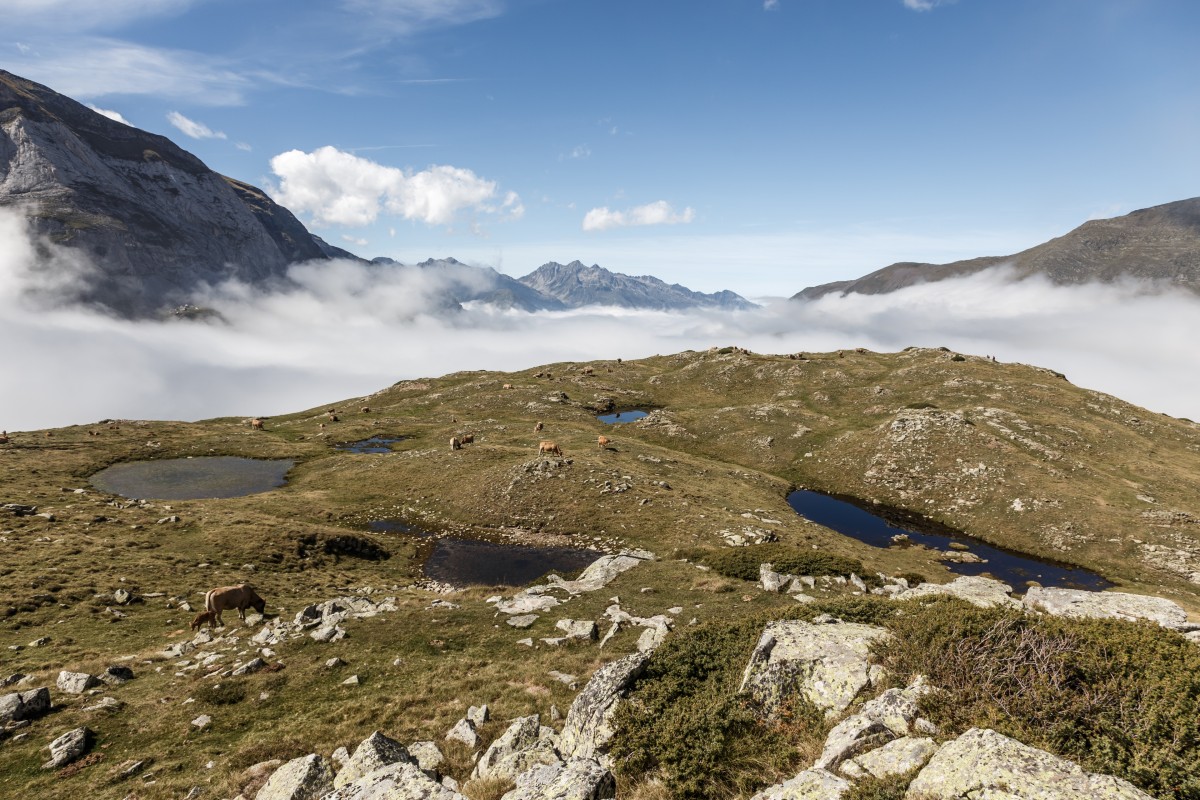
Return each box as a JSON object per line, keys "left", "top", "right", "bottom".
{"left": 194, "top": 682, "right": 246, "bottom": 706}
{"left": 802, "top": 596, "right": 898, "bottom": 626}
{"left": 700, "top": 545, "right": 866, "bottom": 583}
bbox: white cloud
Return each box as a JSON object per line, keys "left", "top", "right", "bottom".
{"left": 339, "top": 0, "right": 502, "bottom": 34}
{"left": 269, "top": 146, "right": 521, "bottom": 228}
{"left": 583, "top": 200, "right": 696, "bottom": 232}
{"left": 235, "top": 142, "right": 252, "bottom": 152}
{"left": 341, "top": 234, "right": 369, "bottom": 247}
{"left": 764, "top": 0, "right": 780, "bottom": 10}
{"left": 166, "top": 111, "right": 227, "bottom": 140}
{"left": 567, "top": 144, "right": 591, "bottom": 160}
{"left": 902, "top": 0, "right": 955, "bottom": 10}
{"left": 86, "top": 104, "right": 132, "bottom": 126}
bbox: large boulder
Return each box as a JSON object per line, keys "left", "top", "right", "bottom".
{"left": 558, "top": 652, "right": 651, "bottom": 765}
{"left": 56, "top": 670, "right": 100, "bottom": 694}
{"left": 42, "top": 726, "right": 93, "bottom": 770}
{"left": 0, "top": 687, "right": 51, "bottom": 724}
{"left": 1023, "top": 587, "right": 1190, "bottom": 630}
{"left": 323, "top": 761, "right": 466, "bottom": 799}
{"left": 906, "top": 728, "right": 1154, "bottom": 799}
{"left": 334, "top": 731, "right": 413, "bottom": 788}
{"left": 840, "top": 736, "right": 938, "bottom": 780}
{"left": 472, "top": 714, "right": 561, "bottom": 782}
{"left": 501, "top": 758, "right": 615, "bottom": 800}
{"left": 738, "top": 620, "right": 890, "bottom": 717}
{"left": 894, "top": 576, "right": 1019, "bottom": 608}
{"left": 749, "top": 768, "right": 850, "bottom": 800}
{"left": 255, "top": 754, "right": 335, "bottom": 800}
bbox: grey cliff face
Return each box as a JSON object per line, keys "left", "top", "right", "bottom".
{"left": 794, "top": 197, "right": 1200, "bottom": 300}
{"left": 0, "top": 69, "right": 330, "bottom": 317}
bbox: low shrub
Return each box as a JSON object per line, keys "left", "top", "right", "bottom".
{"left": 699, "top": 545, "right": 866, "bottom": 583}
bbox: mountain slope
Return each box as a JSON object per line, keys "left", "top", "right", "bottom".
{"left": 795, "top": 197, "right": 1200, "bottom": 300}
{"left": 0, "top": 69, "right": 332, "bottom": 316}
{"left": 520, "top": 260, "right": 758, "bottom": 310}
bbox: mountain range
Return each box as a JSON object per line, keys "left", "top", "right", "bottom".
{"left": 0, "top": 69, "right": 753, "bottom": 317}
{"left": 794, "top": 197, "right": 1200, "bottom": 300}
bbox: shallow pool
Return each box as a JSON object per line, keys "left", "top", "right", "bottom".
{"left": 91, "top": 457, "right": 294, "bottom": 500}
{"left": 334, "top": 436, "right": 408, "bottom": 454}
{"left": 597, "top": 409, "right": 650, "bottom": 424}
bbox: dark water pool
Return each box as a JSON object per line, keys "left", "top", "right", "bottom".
{"left": 597, "top": 409, "right": 650, "bottom": 424}
{"left": 786, "top": 489, "right": 1112, "bottom": 591}
{"left": 367, "top": 519, "right": 598, "bottom": 586}
{"left": 91, "top": 457, "right": 294, "bottom": 500}
{"left": 335, "top": 436, "right": 408, "bottom": 454}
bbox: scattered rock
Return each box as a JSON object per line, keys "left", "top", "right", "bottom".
{"left": 507, "top": 615, "right": 539, "bottom": 629}
{"left": 43, "top": 727, "right": 94, "bottom": 770}
{"left": 501, "top": 757, "right": 615, "bottom": 800}
{"left": 99, "top": 665, "right": 135, "bottom": 685}
{"left": 255, "top": 753, "right": 335, "bottom": 800}
{"left": 839, "top": 736, "right": 939, "bottom": 780}
{"left": 233, "top": 658, "right": 268, "bottom": 677}
{"left": 192, "top": 714, "right": 212, "bottom": 730}
{"left": 57, "top": 671, "right": 100, "bottom": 695}
{"left": 341, "top": 675, "right": 359, "bottom": 686}
{"left": 1023, "top": 587, "right": 1190, "bottom": 630}
{"left": 445, "top": 718, "right": 480, "bottom": 749}
{"left": 0, "top": 687, "right": 51, "bottom": 724}
{"left": 81, "top": 696, "right": 123, "bottom": 713}
{"left": 333, "top": 730, "right": 412, "bottom": 789}
{"left": 408, "top": 741, "right": 444, "bottom": 773}
{"left": 555, "top": 619, "right": 598, "bottom": 641}
{"left": 749, "top": 767, "right": 850, "bottom": 800}
{"left": 467, "top": 704, "right": 490, "bottom": 726}
{"left": 894, "top": 575, "right": 1019, "bottom": 608}
{"left": 323, "top": 761, "right": 464, "bottom": 799}
{"left": 472, "top": 714, "right": 561, "bottom": 782}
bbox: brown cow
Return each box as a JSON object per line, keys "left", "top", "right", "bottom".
{"left": 598, "top": 435, "right": 610, "bottom": 449}
{"left": 534, "top": 421, "right": 544, "bottom": 433}
{"left": 0, "top": 431, "right": 8, "bottom": 444}
{"left": 361, "top": 406, "right": 370, "bottom": 413}
{"left": 190, "top": 610, "right": 220, "bottom": 631}
{"left": 250, "top": 418, "right": 264, "bottom": 430}
{"left": 451, "top": 436, "right": 462, "bottom": 451}
{"left": 538, "top": 440, "right": 562, "bottom": 457}
{"left": 581, "top": 366, "right": 594, "bottom": 375}
{"left": 502, "top": 383, "right": 513, "bottom": 390}
{"left": 459, "top": 433, "right": 474, "bottom": 445}
{"left": 205, "top": 584, "right": 266, "bottom": 626}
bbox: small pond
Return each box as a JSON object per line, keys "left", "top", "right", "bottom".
{"left": 334, "top": 436, "right": 408, "bottom": 454}
{"left": 786, "top": 489, "right": 1112, "bottom": 592}
{"left": 91, "top": 457, "right": 294, "bottom": 500}
{"left": 597, "top": 409, "right": 650, "bottom": 424}
{"left": 368, "top": 519, "right": 599, "bottom": 586}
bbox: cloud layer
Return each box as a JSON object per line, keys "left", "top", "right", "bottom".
{"left": 167, "top": 111, "right": 226, "bottom": 140}
{"left": 582, "top": 200, "right": 696, "bottom": 232}
{"left": 2, "top": 208, "right": 1199, "bottom": 431}
{"left": 269, "top": 146, "right": 522, "bottom": 228}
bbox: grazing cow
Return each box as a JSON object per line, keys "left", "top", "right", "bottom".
{"left": 460, "top": 433, "right": 474, "bottom": 445}
{"left": 502, "top": 383, "right": 513, "bottom": 390}
{"left": 0, "top": 431, "right": 8, "bottom": 444}
{"left": 539, "top": 440, "right": 562, "bottom": 457}
{"left": 597, "top": 435, "right": 610, "bottom": 449}
{"left": 327, "top": 413, "right": 339, "bottom": 422}
{"left": 205, "top": 584, "right": 266, "bottom": 626}
{"left": 581, "top": 366, "right": 594, "bottom": 375}
{"left": 190, "top": 610, "right": 220, "bottom": 631}
{"left": 361, "top": 407, "right": 370, "bottom": 413}
{"left": 451, "top": 437, "right": 462, "bottom": 451}
{"left": 250, "top": 418, "right": 264, "bottom": 430}
{"left": 534, "top": 421, "right": 544, "bottom": 433}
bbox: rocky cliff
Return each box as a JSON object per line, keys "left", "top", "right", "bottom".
{"left": 795, "top": 197, "right": 1200, "bottom": 300}
{"left": 520, "top": 260, "right": 758, "bottom": 310}
{"left": 0, "top": 69, "right": 331, "bottom": 317}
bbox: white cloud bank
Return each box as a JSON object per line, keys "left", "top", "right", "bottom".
{"left": 269, "top": 146, "right": 523, "bottom": 228}
{"left": 582, "top": 200, "right": 696, "bottom": 232}
{"left": 167, "top": 111, "right": 227, "bottom": 140}
{"left": 902, "top": 0, "right": 956, "bottom": 11}
{"left": 87, "top": 104, "right": 132, "bottom": 126}
{"left": 2, "top": 207, "right": 1199, "bottom": 431}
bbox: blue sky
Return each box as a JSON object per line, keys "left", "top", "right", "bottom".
{"left": 5, "top": 0, "right": 1200, "bottom": 295}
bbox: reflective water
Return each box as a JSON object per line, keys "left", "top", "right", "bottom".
{"left": 597, "top": 409, "right": 650, "bottom": 424}
{"left": 334, "top": 436, "right": 408, "bottom": 454}
{"left": 91, "top": 457, "right": 294, "bottom": 500}
{"left": 786, "top": 489, "right": 1111, "bottom": 591}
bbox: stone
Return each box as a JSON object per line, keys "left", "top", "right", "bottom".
{"left": 472, "top": 714, "right": 561, "bottom": 782}
{"left": 496, "top": 594, "right": 562, "bottom": 615}
{"left": 310, "top": 624, "right": 346, "bottom": 643}
{"left": 507, "top": 615, "right": 539, "bottom": 629}
{"left": 408, "top": 741, "right": 444, "bottom": 773}
{"left": 547, "top": 670, "right": 577, "bottom": 689}
{"left": 739, "top": 620, "right": 890, "bottom": 718}
{"left": 322, "top": 761, "right": 465, "bottom": 799}
{"left": 332, "top": 748, "right": 351, "bottom": 771}
{"left": 894, "top": 575, "right": 1019, "bottom": 608}
{"left": 636, "top": 622, "right": 670, "bottom": 652}
{"left": 0, "top": 687, "right": 51, "bottom": 724}
{"left": 749, "top": 767, "right": 851, "bottom": 800}
{"left": 760, "top": 563, "right": 790, "bottom": 593}
{"left": 500, "top": 757, "right": 615, "bottom": 800}
{"left": 57, "top": 670, "right": 100, "bottom": 694}
{"left": 192, "top": 714, "right": 212, "bottom": 730}
{"left": 28, "top": 636, "right": 50, "bottom": 647}
{"left": 814, "top": 714, "right": 893, "bottom": 771}
{"left": 555, "top": 619, "right": 598, "bottom": 641}
{"left": 445, "top": 718, "right": 480, "bottom": 749}
{"left": 467, "top": 704, "right": 490, "bottom": 726}
{"left": 326, "top": 657, "right": 347, "bottom": 669}
{"left": 43, "top": 726, "right": 94, "bottom": 770}
{"left": 558, "top": 651, "right": 651, "bottom": 765}
{"left": 81, "top": 696, "right": 123, "bottom": 712}
{"left": 839, "top": 736, "right": 938, "bottom": 780}
{"left": 907, "top": 728, "right": 1155, "bottom": 799}
{"left": 1023, "top": 587, "right": 1191, "bottom": 630}
{"left": 99, "top": 665, "right": 135, "bottom": 685}
{"left": 333, "top": 730, "right": 412, "bottom": 788}
{"left": 233, "top": 658, "right": 267, "bottom": 677}
{"left": 113, "top": 588, "right": 134, "bottom": 605}
{"left": 342, "top": 675, "right": 360, "bottom": 686}
{"left": 255, "top": 754, "right": 335, "bottom": 800}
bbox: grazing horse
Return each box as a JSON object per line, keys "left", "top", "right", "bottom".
{"left": 205, "top": 584, "right": 266, "bottom": 626}
{"left": 597, "top": 435, "right": 610, "bottom": 449}
{"left": 539, "top": 440, "right": 562, "bottom": 457}
{"left": 0, "top": 431, "right": 8, "bottom": 444}
{"left": 502, "top": 383, "right": 513, "bottom": 390}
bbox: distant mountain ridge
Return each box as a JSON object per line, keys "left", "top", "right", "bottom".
{"left": 794, "top": 197, "right": 1200, "bottom": 300}
{"left": 518, "top": 260, "right": 757, "bottom": 310}
{"left": 0, "top": 69, "right": 333, "bottom": 317}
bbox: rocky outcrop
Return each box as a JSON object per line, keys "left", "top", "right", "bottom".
{"left": 56, "top": 671, "right": 100, "bottom": 694}
{"left": 42, "top": 726, "right": 93, "bottom": 770}
{"left": 500, "top": 758, "right": 615, "bottom": 800}
{"left": 471, "top": 715, "right": 560, "bottom": 782}
{"left": 839, "top": 736, "right": 938, "bottom": 780}
{"left": 893, "top": 575, "right": 1019, "bottom": 608}
{"left": 332, "top": 731, "right": 412, "bottom": 788}
{"left": 0, "top": 686, "right": 50, "bottom": 724}
{"left": 906, "top": 727, "right": 1155, "bottom": 799}
{"left": 738, "top": 619, "right": 890, "bottom": 717}
{"left": 323, "top": 761, "right": 464, "bottom": 800}
{"left": 255, "top": 754, "right": 335, "bottom": 800}
{"left": 0, "top": 69, "right": 334, "bottom": 317}
{"left": 558, "top": 652, "right": 651, "bottom": 765}
{"left": 1023, "top": 586, "right": 1191, "bottom": 629}
{"left": 749, "top": 768, "right": 851, "bottom": 800}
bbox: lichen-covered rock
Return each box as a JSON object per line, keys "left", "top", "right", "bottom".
{"left": 408, "top": 741, "right": 444, "bottom": 774}
{"left": 0, "top": 687, "right": 50, "bottom": 724}
{"left": 749, "top": 768, "right": 851, "bottom": 800}
{"left": 99, "top": 665, "right": 135, "bottom": 685}
{"left": 558, "top": 651, "right": 651, "bottom": 765}
{"left": 760, "top": 563, "right": 791, "bottom": 593}
{"left": 738, "top": 620, "right": 890, "bottom": 717}
{"left": 496, "top": 594, "right": 562, "bottom": 615}
{"left": 334, "top": 731, "right": 413, "bottom": 788}
{"left": 445, "top": 718, "right": 480, "bottom": 749}
{"left": 554, "top": 619, "right": 599, "bottom": 641}
{"left": 323, "top": 761, "right": 466, "bottom": 799}
{"left": 1023, "top": 587, "right": 1190, "bottom": 630}
{"left": 255, "top": 754, "right": 334, "bottom": 800}
{"left": 501, "top": 758, "right": 615, "bottom": 800}
{"left": 840, "top": 736, "right": 938, "bottom": 780}
{"left": 906, "top": 728, "right": 1155, "bottom": 799}
{"left": 56, "top": 670, "right": 99, "bottom": 694}
{"left": 42, "top": 726, "right": 93, "bottom": 770}
{"left": 894, "top": 576, "right": 1019, "bottom": 608}
{"left": 814, "top": 713, "right": 893, "bottom": 771}
{"left": 473, "top": 714, "right": 561, "bottom": 782}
